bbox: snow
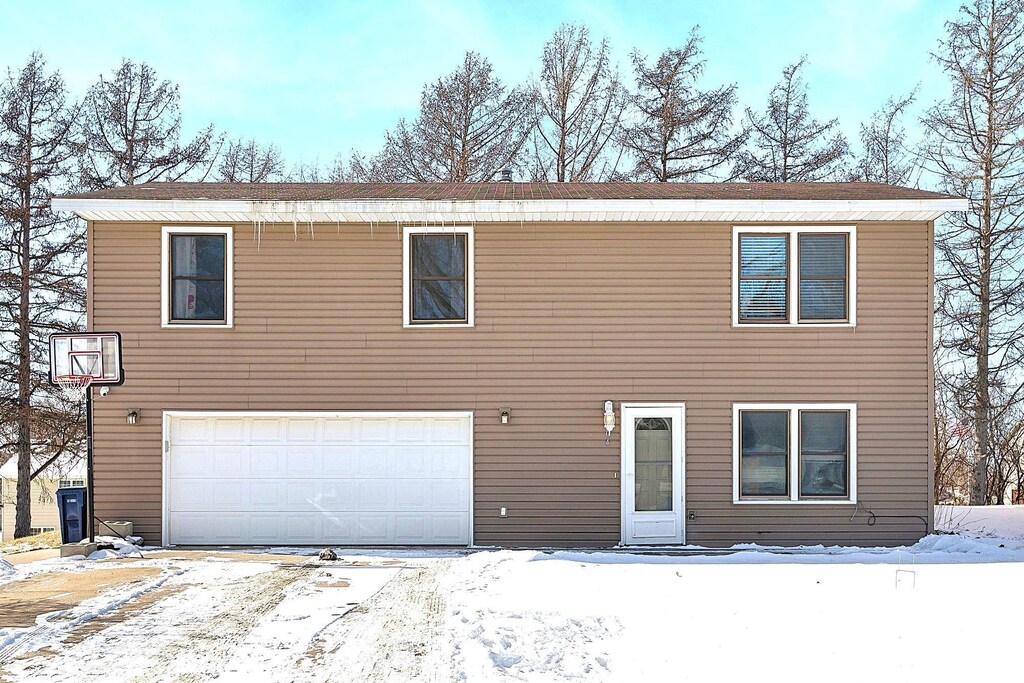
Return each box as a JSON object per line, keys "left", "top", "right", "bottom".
{"left": 935, "top": 503, "right": 1024, "bottom": 538}
{"left": 441, "top": 535, "right": 1024, "bottom": 681}
{"left": 1, "top": 521, "right": 1022, "bottom": 680}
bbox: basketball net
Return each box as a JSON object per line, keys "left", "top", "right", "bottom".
{"left": 55, "top": 374, "right": 93, "bottom": 402}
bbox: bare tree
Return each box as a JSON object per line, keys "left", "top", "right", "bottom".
{"left": 216, "top": 137, "right": 284, "bottom": 182}
{"left": 79, "top": 59, "right": 221, "bottom": 188}
{"left": 372, "top": 52, "right": 535, "bottom": 182}
{"left": 734, "top": 57, "right": 849, "bottom": 182}
{"left": 855, "top": 89, "right": 920, "bottom": 185}
{"left": 623, "top": 29, "right": 746, "bottom": 182}
{"left": 0, "top": 53, "right": 85, "bottom": 538}
{"left": 530, "top": 24, "right": 627, "bottom": 181}
{"left": 924, "top": 0, "right": 1024, "bottom": 505}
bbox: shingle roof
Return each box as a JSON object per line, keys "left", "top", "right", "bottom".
{"left": 59, "top": 181, "right": 957, "bottom": 202}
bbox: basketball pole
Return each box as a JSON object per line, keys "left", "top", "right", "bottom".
{"left": 86, "top": 385, "right": 95, "bottom": 543}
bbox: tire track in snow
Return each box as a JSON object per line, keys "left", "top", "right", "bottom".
{"left": 132, "top": 564, "right": 315, "bottom": 683}
{"left": 303, "top": 560, "right": 456, "bottom": 683}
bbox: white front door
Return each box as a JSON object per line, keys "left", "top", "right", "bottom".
{"left": 621, "top": 404, "right": 685, "bottom": 545}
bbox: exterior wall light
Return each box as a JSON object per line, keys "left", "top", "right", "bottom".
{"left": 499, "top": 407, "right": 511, "bottom": 424}
{"left": 604, "top": 401, "right": 615, "bottom": 444}
{"left": 126, "top": 409, "right": 140, "bottom": 425}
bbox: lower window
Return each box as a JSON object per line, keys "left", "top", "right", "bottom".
{"left": 734, "top": 403, "right": 856, "bottom": 503}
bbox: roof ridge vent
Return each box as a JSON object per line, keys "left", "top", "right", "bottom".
{"left": 499, "top": 168, "right": 513, "bottom": 182}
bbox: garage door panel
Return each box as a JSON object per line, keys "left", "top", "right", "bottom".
{"left": 357, "top": 515, "right": 389, "bottom": 542}
{"left": 250, "top": 481, "right": 286, "bottom": 509}
{"left": 284, "top": 514, "right": 322, "bottom": 543}
{"left": 355, "top": 447, "right": 391, "bottom": 477}
{"left": 286, "top": 418, "right": 319, "bottom": 441}
{"left": 322, "top": 419, "right": 354, "bottom": 442}
{"left": 359, "top": 418, "right": 392, "bottom": 442}
{"left": 166, "top": 413, "right": 471, "bottom": 545}
{"left": 213, "top": 447, "right": 246, "bottom": 476}
{"left": 396, "top": 418, "right": 426, "bottom": 442}
{"left": 432, "top": 418, "right": 470, "bottom": 443}
{"left": 431, "top": 447, "right": 471, "bottom": 477}
{"left": 250, "top": 418, "right": 283, "bottom": 442}
{"left": 170, "top": 417, "right": 210, "bottom": 443}
{"left": 249, "top": 446, "right": 285, "bottom": 476}
{"left": 248, "top": 513, "right": 287, "bottom": 543}
{"left": 169, "top": 446, "right": 209, "bottom": 477}
{"left": 284, "top": 447, "right": 321, "bottom": 476}
{"left": 214, "top": 419, "right": 245, "bottom": 442}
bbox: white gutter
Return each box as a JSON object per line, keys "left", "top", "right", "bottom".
{"left": 50, "top": 197, "right": 969, "bottom": 223}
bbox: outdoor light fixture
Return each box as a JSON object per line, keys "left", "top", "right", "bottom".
{"left": 499, "top": 407, "right": 511, "bottom": 424}
{"left": 126, "top": 409, "right": 140, "bottom": 425}
{"left": 603, "top": 401, "right": 615, "bottom": 444}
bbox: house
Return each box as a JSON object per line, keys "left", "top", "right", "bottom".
{"left": 0, "top": 462, "right": 85, "bottom": 542}
{"left": 51, "top": 182, "right": 966, "bottom": 548}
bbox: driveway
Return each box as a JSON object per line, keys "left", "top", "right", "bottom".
{"left": 0, "top": 549, "right": 461, "bottom": 682}
{"left": 2, "top": 527, "right": 1024, "bottom": 682}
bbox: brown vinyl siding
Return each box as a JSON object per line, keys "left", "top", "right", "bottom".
{"left": 88, "top": 219, "right": 931, "bottom": 547}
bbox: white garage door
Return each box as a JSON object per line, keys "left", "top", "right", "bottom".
{"left": 165, "top": 412, "right": 472, "bottom": 546}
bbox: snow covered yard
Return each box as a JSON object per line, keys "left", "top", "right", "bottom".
{"left": 1, "top": 513, "right": 1023, "bottom": 682}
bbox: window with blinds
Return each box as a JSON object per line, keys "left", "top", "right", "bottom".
{"left": 799, "top": 234, "right": 848, "bottom": 321}
{"left": 734, "top": 228, "right": 853, "bottom": 326}
{"left": 738, "top": 235, "right": 789, "bottom": 322}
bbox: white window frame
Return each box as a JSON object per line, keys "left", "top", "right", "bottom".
{"left": 732, "top": 226, "right": 856, "bottom": 328}
{"left": 732, "top": 402, "right": 857, "bottom": 504}
{"left": 161, "top": 226, "right": 234, "bottom": 328}
{"left": 403, "top": 225, "right": 475, "bottom": 328}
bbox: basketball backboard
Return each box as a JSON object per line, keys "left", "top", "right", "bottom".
{"left": 48, "top": 332, "right": 124, "bottom": 386}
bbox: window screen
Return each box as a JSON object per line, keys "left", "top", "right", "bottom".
{"left": 738, "top": 235, "right": 788, "bottom": 322}
{"left": 170, "top": 234, "right": 226, "bottom": 322}
{"left": 799, "top": 234, "right": 847, "bottom": 321}
{"left": 799, "top": 411, "right": 849, "bottom": 497}
{"left": 410, "top": 234, "right": 468, "bottom": 323}
{"left": 739, "top": 410, "right": 789, "bottom": 497}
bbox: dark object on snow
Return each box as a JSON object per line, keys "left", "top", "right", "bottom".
{"left": 319, "top": 548, "right": 338, "bottom": 561}
{"left": 56, "top": 487, "right": 89, "bottom": 544}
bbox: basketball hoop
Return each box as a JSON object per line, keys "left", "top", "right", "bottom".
{"left": 54, "top": 374, "right": 94, "bottom": 402}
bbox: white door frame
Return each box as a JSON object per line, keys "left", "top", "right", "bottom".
{"left": 620, "top": 403, "right": 686, "bottom": 545}
{"left": 161, "top": 410, "right": 474, "bottom": 547}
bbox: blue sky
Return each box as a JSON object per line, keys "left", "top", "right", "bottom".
{"left": 2, "top": 0, "right": 957, "bottom": 167}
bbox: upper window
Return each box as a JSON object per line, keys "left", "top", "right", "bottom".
{"left": 733, "top": 403, "right": 856, "bottom": 503}
{"left": 733, "top": 227, "right": 855, "bottom": 326}
{"left": 161, "top": 227, "right": 233, "bottom": 327}
{"left": 403, "top": 227, "right": 474, "bottom": 327}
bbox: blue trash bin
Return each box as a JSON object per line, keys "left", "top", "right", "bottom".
{"left": 56, "top": 486, "right": 88, "bottom": 544}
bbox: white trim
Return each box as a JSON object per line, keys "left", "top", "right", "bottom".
{"left": 160, "top": 226, "right": 234, "bottom": 328}
{"left": 402, "top": 225, "right": 475, "bottom": 328}
{"left": 161, "top": 410, "right": 475, "bottom": 547}
{"left": 620, "top": 402, "right": 686, "bottom": 545}
{"left": 52, "top": 197, "right": 969, "bottom": 224}
{"left": 732, "top": 225, "right": 857, "bottom": 328}
{"left": 732, "top": 402, "right": 857, "bottom": 505}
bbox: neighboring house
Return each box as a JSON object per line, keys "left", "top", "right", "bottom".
{"left": 51, "top": 182, "right": 966, "bottom": 548}
{"left": 0, "top": 464, "right": 85, "bottom": 541}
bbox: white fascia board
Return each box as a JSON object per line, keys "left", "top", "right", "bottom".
{"left": 51, "top": 197, "right": 970, "bottom": 223}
